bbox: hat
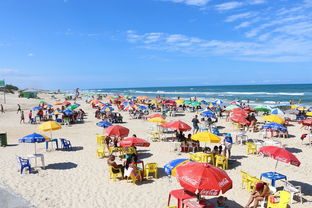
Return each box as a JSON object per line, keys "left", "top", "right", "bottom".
{"left": 226, "top": 133, "right": 231, "bottom": 137}
{"left": 255, "top": 182, "right": 264, "bottom": 191}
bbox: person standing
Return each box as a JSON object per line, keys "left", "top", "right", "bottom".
{"left": 17, "top": 104, "right": 21, "bottom": 114}
{"left": 0, "top": 104, "right": 4, "bottom": 113}
{"left": 192, "top": 115, "right": 200, "bottom": 134}
{"left": 20, "top": 111, "right": 25, "bottom": 124}
{"left": 28, "top": 110, "right": 33, "bottom": 123}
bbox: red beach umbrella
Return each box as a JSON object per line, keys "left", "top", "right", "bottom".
{"left": 161, "top": 120, "right": 191, "bottom": 132}
{"left": 231, "top": 108, "right": 248, "bottom": 117}
{"left": 259, "top": 146, "right": 301, "bottom": 167}
{"left": 62, "top": 101, "right": 71, "bottom": 106}
{"left": 299, "top": 118, "right": 312, "bottom": 126}
{"left": 105, "top": 125, "right": 129, "bottom": 137}
{"left": 230, "top": 116, "right": 250, "bottom": 126}
{"left": 163, "top": 100, "right": 176, "bottom": 106}
{"left": 243, "top": 107, "right": 255, "bottom": 113}
{"left": 176, "top": 162, "right": 232, "bottom": 196}
{"left": 149, "top": 114, "right": 166, "bottom": 119}
{"left": 119, "top": 137, "right": 150, "bottom": 147}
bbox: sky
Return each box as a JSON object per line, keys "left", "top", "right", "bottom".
{"left": 0, "top": 0, "right": 312, "bottom": 90}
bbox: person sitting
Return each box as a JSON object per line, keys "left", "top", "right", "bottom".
{"left": 245, "top": 182, "right": 270, "bottom": 208}
{"left": 107, "top": 155, "right": 124, "bottom": 179}
{"left": 124, "top": 156, "right": 142, "bottom": 182}
{"left": 216, "top": 196, "right": 229, "bottom": 208}
{"left": 212, "top": 146, "right": 219, "bottom": 155}
{"left": 203, "top": 147, "right": 211, "bottom": 154}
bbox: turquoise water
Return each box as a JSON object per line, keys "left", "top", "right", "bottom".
{"left": 90, "top": 84, "right": 312, "bottom": 104}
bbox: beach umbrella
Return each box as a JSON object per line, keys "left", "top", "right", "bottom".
{"left": 67, "top": 104, "right": 79, "bottom": 110}
{"left": 38, "top": 121, "right": 62, "bottom": 132}
{"left": 231, "top": 108, "right": 248, "bottom": 118}
{"left": 102, "top": 106, "right": 114, "bottom": 112}
{"left": 213, "top": 99, "right": 223, "bottom": 105}
{"left": 105, "top": 125, "right": 129, "bottom": 137}
{"left": 124, "top": 105, "right": 135, "bottom": 111}
{"left": 190, "top": 101, "right": 201, "bottom": 107}
{"left": 148, "top": 117, "right": 167, "bottom": 124}
{"left": 176, "top": 162, "right": 233, "bottom": 196}
{"left": 163, "top": 100, "right": 176, "bottom": 106}
{"left": 54, "top": 102, "right": 63, "bottom": 105}
{"left": 137, "top": 105, "right": 147, "bottom": 110}
{"left": 253, "top": 105, "right": 271, "bottom": 112}
{"left": 96, "top": 121, "right": 112, "bottom": 128}
{"left": 19, "top": 133, "right": 49, "bottom": 154}
{"left": 161, "top": 120, "right": 191, "bottom": 132}
{"left": 32, "top": 106, "right": 41, "bottom": 111}
{"left": 175, "top": 99, "right": 185, "bottom": 104}
{"left": 243, "top": 107, "right": 255, "bottom": 114}
{"left": 224, "top": 105, "right": 241, "bottom": 111}
{"left": 149, "top": 100, "right": 158, "bottom": 104}
{"left": 122, "top": 101, "right": 134, "bottom": 106}
{"left": 306, "top": 112, "right": 312, "bottom": 116}
{"left": 296, "top": 106, "right": 306, "bottom": 111}
{"left": 200, "top": 100, "right": 208, "bottom": 105}
{"left": 299, "top": 118, "right": 312, "bottom": 126}
{"left": 230, "top": 101, "right": 240, "bottom": 105}
{"left": 119, "top": 137, "right": 150, "bottom": 147}
{"left": 263, "top": 122, "right": 287, "bottom": 132}
{"left": 37, "top": 100, "right": 45, "bottom": 104}
{"left": 230, "top": 116, "right": 251, "bottom": 126}
{"left": 191, "top": 131, "right": 221, "bottom": 143}
{"left": 259, "top": 146, "right": 301, "bottom": 171}
{"left": 149, "top": 114, "right": 166, "bottom": 119}
{"left": 285, "top": 109, "right": 299, "bottom": 114}
{"left": 62, "top": 101, "right": 71, "bottom": 106}
{"left": 200, "top": 111, "right": 216, "bottom": 118}
{"left": 137, "top": 96, "right": 149, "bottom": 100}
{"left": 271, "top": 108, "right": 285, "bottom": 116}
{"left": 63, "top": 109, "right": 74, "bottom": 115}
{"left": 264, "top": 115, "right": 285, "bottom": 124}
{"left": 164, "top": 159, "right": 191, "bottom": 176}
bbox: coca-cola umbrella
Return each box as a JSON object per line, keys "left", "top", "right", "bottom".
{"left": 163, "top": 100, "right": 176, "bottom": 106}
{"left": 119, "top": 137, "right": 150, "bottom": 147}
{"left": 299, "top": 118, "right": 312, "bottom": 126}
{"left": 161, "top": 120, "right": 191, "bottom": 132}
{"left": 176, "top": 162, "right": 232, "bottom": 196}
{"left": 149, "top": 113, "right": 166, "bottom": 119}
{"left": 231, "top": 109, "right": 248, "bottom": 118}
{"left": 230, "top": 116, "right": 250, "bottom": 126}
{"left": 105, "top": 125, "right": 129, "bottom": 137}
{"left": 259, "top": 146, "right": 301, "bottom": 171}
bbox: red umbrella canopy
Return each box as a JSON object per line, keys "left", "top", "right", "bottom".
{"left": 231, "top": 108, "right": 248, "bottom": 118}
{"left": 62, "top": 101, "right": 71, "bottom": 106}
{"left": 105, "top": 125, "right": 130, "bottom": 137}
{"left": 299, "top": 118, "right": 312, "bottom": 126}
{"left": 163, "top": 100, "right": 176, "bottom": 106}
{"left": 119, "top": 137, "right": 150, "bottom": 147}
{"left": 243, "top": 107, "right": 255, "bottom": 113}
{"left": 259, "top": 146, "right": 301, "bottom": 167}
{"left": 161, "top": 120, "right": 191, "bottom": 132}
{"left": 230, "top": 116, "right": 251, "bottom": 126}
{"left": 149, "top": 114, "right": 166, "bottom": 119}
{"left": 176, "top": 162, "right": 232, "bottom": 196}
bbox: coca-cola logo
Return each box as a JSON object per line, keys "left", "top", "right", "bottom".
{"left": 181, "top": 176, "right": 198, "bottom": 186}
{"left": 275, "top": 156, "right": 287, "bottom": 163}
{"left": 199, "top": 189, "right": 219, "bottom": 196}
{"left": 218, "top": 178, "right": 229, "bottom": 187}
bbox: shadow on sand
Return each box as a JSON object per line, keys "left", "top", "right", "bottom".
{"left": 45, "top": 162, "right": 78, "bottom": 170}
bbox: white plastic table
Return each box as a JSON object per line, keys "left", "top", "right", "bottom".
{"left": 27, "top": 154, "right": 45, "bottom": 169}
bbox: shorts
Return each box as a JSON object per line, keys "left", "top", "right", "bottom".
{"left": 225, "top": 143, "right": 232, "bottom": 150}
{"left": 193, "top": 125, "right": 199, "bottom": 130}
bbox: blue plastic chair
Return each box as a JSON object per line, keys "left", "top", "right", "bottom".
{"left": 17, "top": 157, "right": 31, "bottom": 174}
{"left": 213, "top": 127, "right": 220, "bottom": 136}
{"left": 60, "top": 138, "right": 72, "bottom": 150}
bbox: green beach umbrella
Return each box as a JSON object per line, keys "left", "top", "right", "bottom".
{"left": 253, "top": 105, "right": 271, "bottom": 112}
{"left": 37, "top": 100, "right": 45, "bottom": 104}
{"left": 184, "top": 100, "right": 193, "bottom": 105}
{"left": 190, "top": 101, "right": 201, "bottom": 107}
{"left": 225, "top": 105, "right": 241, "bottom": 111}
{"left": 67, "top": 104, "right": 79, "bottom": 110}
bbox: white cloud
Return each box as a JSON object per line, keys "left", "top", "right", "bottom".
{"left": 248, "top": 0, "right": 266, "bottom": 5}
{"left": 225, "top": 12, "right": 254, "bottom": 22}
{"left": 215, "top": 1, "right": 244, "bottom": 11}
{"left": 166, "top": 0, "right": 210, "bottom": 6}
{"left": 0, "top": 69, "right": 18, "bottom": 75}
{"left": 27, "top": 53, "right": 34, "bottom": 57}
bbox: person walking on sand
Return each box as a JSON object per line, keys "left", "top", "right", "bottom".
{"left": 20, "top": 111, "right": 25, "bottom": 124}
{"left": 1, "top": 104, "right": 4, "bottom": 113}
{"left": 17, "top": 104, "right": 21, "bottom": 114}
{"left": 192, "top": 115, "right": 200, "bottom": 134}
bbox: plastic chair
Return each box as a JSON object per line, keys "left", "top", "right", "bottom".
{"left": 109, "top": 166, "right": 122, "bottom": 181}
{"left": 283, "top": 180, "right": 303, "bottom": 204}
{"left": 145, "top": 163, "right": 158, "bottom": 179}
{"left": 96, "top": 146, "right": 106, "bottom": 158}
{"left": 267, "top": 191, "right": 291, "bottom": 208}
{"left": 189, "top": 153, "right": 201, "bottom": 162}
{"left": 60, "top": 138, "right": 72, "bottom": 150}
{"left": 240, "top": 171, "right": 249, "bottom": 189}
{"left": 126, "top": 170, "right": 142, "bottom": 184}
{"left": 247, "top": 176, "right": 261, "bottom": 192}
{"left": 215, "top": 155, "right": 228, "bottom": 170}
{"left": 96, "top": 134, "right": 106, "bottom": 146}
{"left": 17, "top": 156, "right": 31, "bottom": 174}
{"left": 109, "top": 147, "right": 124, "bottom": 157}
{"left": 150, "top": 131, "right": 161, "bottom": 142}
{"left": 246, "top": 142, "right": 257, "bottom": 155}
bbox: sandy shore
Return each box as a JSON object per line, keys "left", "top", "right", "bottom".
{"left": 0, "top": 93, "right": 311, "bottom": 208}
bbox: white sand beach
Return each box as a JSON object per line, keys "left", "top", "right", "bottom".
{"left": 0, "top": 93, "right": 311, "bottom": 208}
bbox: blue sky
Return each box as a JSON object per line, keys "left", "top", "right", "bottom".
{"left": 0, "top": 0, "right": 312, "bottom": 90}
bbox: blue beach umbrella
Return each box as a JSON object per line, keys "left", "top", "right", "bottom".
{"left": 96, "top": 121, "right": 112, "bottom": 128}
{"left": 271, "top": 108, "right": 285, "bottom": 116}
{"left": 213, "top": 99, "right": 224, "bottom": 105}
{"left": 101, "top": 106, "right": 114, "bottom": 112}
{"left": 19, "top": 133, "right": 48, "bottom": 154}
{"left": 32, "top": 106, "right": 41, "bottom": 111}
{"left": 200, "top": 110, "right": 216, "bottom": 118}
{"left": 138, "top": 105, "right": 147, "bottom": 110}
{"left": 63, "top": 109, "right": 74, "bottom": 115}
{"left": 263, "top": 122, "right": 287, "bottom": 132}
{"left": 46, "top": 104, "right": 53, "bottom": 108}
{"left": 164, "top": 158, "right": 191, "bottom": 176}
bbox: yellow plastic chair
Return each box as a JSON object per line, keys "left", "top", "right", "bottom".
{"left": 96, "top": 134, "right": 106, "bottom": 146}
{"left": 168, "top": 206, "right": 177, "bottom": 208}
{"left": 189, "top": 153, "right": 201, "bottom": 162}
{"left": 109, "top": 147, "right": 124, "bottom": 157}
{"left": 96, "top": 146, "right": 106, "bottom": 158}
{"left": 240, "top": 171, "right": 249, "bottom": 189}
{"left": 215, "top": 155, "right": 228, "bottom": 170}
{"left": 267, "top": 191, "right": 291, "bottom": 208}
{"left": 109, "top": 166, "right": 122, "bottom": 181}
{"left": 126, "top": 171, "right": 142, "bottom": 184}
{"left": 246, "top": 142, "right": 257, "bottom": 155}
{"left": 124, "top": 147, "right": 137, "bottom": 155}
{"left": 247, "top": 176, "right": 261, "bottom": 192}
{"left": 145, "top": 163, "right": 158, "bottom": 179}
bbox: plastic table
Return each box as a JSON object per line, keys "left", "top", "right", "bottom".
{"left": 260, "top": 172, "right": 287, "bottom": 187}
{"left": 45, "top": 138, "right": 59, "bottom": 151}
{"left": 27, "top": 154, "right": 45, "bottom": 169}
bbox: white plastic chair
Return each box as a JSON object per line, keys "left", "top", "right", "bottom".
{"left": 283, "top": 180, "right": 303, "bottom": 204}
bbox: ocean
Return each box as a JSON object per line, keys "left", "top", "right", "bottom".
{"left": 89, "top": 84, "right": 312, "bottom": 105}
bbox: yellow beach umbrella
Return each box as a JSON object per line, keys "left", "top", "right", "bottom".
{"left": 306, "top": 112, "right": 312, "bottom": 116}
{"left": 175, "top": 99, "right": 184, "bottom": 104}
{"left": 148, "top": 117, "right": 167, "bottom": 123}
{"left": 191, "top": 131, "right": 221, "bottom": 143}
{"left": 171, "top": 160, "right": 191, "bottom": 177}
{"left": 291, "top": 105, "right": 297, "bottom": 110}
{"left": 149, "top": 100, "right": 158, "bottom": 104}
{"left": 263, "top": 115, "right": 285, "bottom": 124}
{"left": 38, "top": 121, "right": 62, "bottom": 132}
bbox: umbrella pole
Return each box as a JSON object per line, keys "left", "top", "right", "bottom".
{"left": 274, "top": 160, "right": 278, "bottom": 174}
